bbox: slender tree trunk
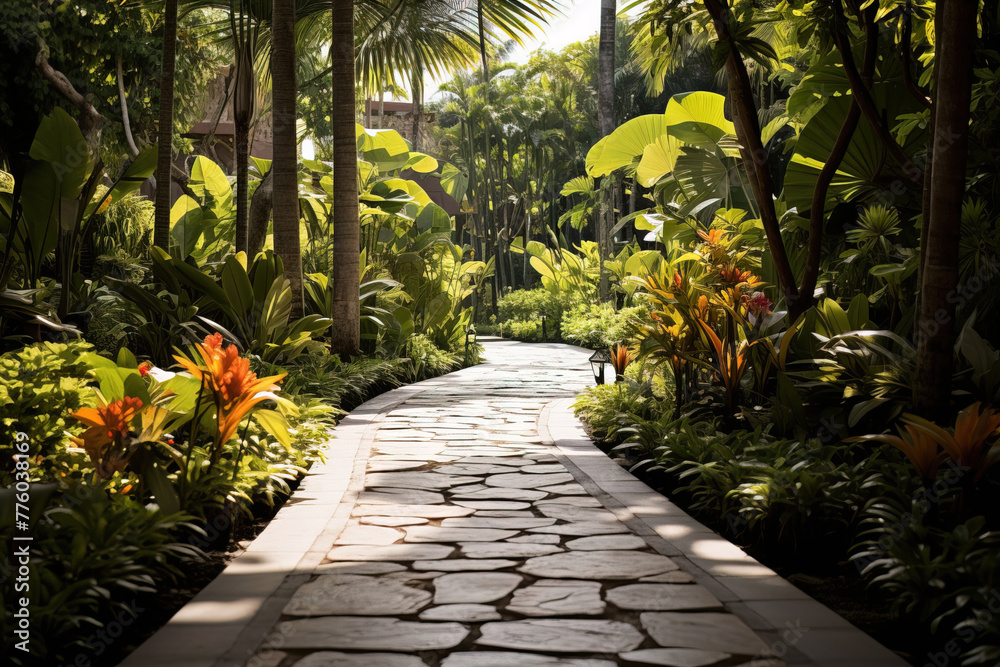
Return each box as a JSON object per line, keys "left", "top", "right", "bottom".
{"left": 248, "top": 168, "right": 273, "bottom": 259}
{"left": 235, "top": 125, "right": 250, "bottom": 253}
{"left": 800, "top": 5, "right": 878, "bottom": 310}
{"left": 331, "top": 0, "right": 361, "bottom": 355}
{"left": 153, "top": 0, "right": 178, "bottom": 250}
{"left": 704, "top": 0, "right": 798, "bottom": 311}
{"left": 597, "top": 0, "right": 615, "bottom": 302}
{"left": 477, "top": 1, "right": 499, "bottom": 318}
{"left": 378, "top": 83, "right": 385, "bottom": 128}
{"left": 411, "top": 63, "right": 422, "bottom": 152}
{"left": 234, "top": 39, "right": 256, "bottom": 255}
{"left": 913, "top": 0, "right": 977, "bottom": 415}
{"left": 117, "top": 57, "right": 139, "bottom": 157}
{"left": 271, "top": 0, "right": 303, "bottom": 315}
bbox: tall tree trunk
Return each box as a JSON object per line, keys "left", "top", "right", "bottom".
{"left": 378, "top": 83, "right": 385, "bottom": 128}
{"left": 248, "top": 168, "right": 273, "bottom": 259}
{"left": 477, "top": 1, "right": 499, "bottom": 318}
{"left": 913, "top": 0, "right": 977, "bottom": 415}
{"left": 331, "top": 0, "right": 361, "bottom": 355}
{"left": 271, "top": 0, "right": 303, "bottom": 316}
{"left": 597, "top": 0, "right": 615, "bottom": 302}
{"left": 153, "top": 0, "right": 178, "bottom": 250}
{"left": 704, "top": 0, "right": 798, "bottom": 312}
{"left": 233, "top": 37, "right": 255, "bottom": 255}
{"left": 411, "top": 63, "right": 422, "bottom": 153}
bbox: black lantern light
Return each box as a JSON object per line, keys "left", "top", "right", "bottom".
{"left": 588, "top": 348, "right": 612, "bottom": 385}
{"left": 464, "top": 326, "right": 477, "bottom": 364}
{"left": 539, "top": 310, "right": 550, "bottom": 340}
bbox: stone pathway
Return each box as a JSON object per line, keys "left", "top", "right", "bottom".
{"left": 123, "top": 340, "right": 908, "bottom": 667}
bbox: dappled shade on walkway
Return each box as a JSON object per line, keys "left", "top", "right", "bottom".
{"left": 265, "top": 342, "right": 773, "bottom": 666}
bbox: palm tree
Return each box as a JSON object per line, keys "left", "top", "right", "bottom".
{"left": 271, "top": 0, "right": 302, "bottom": 315}
{"left": 232, "top": 4, "right": 258, "bottom": 255}
{"left": 154, "top": 0, "right": 179, "bottom": 249}
{"left": 596, "top": 0, "right": 615, "bottom": 301}
{"left": 330, "top": 0, "right": 360, "bottom": 355}
{"left": 913, "top": 0, "right": 978, "bottom": 415}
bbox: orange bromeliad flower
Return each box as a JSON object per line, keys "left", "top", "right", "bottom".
{"left": 70, "top": 396, "right": 144, "bottom": 479}
{"left": 697, "top": 228, "right": 728, "bottom": 245}
{"left": 175, "top": 333, "right": 286, "bottom": 451}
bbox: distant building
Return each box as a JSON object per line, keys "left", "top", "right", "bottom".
{"left": 364, "top": 99, "right": 437, "bottom": 153}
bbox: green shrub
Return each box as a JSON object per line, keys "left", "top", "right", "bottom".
{"left": 562, "top": 303, "right": 644, "bottom": 349}
{"left": 497, "top": 287, "right": 572, "bottom": 323}
{"left": 573, "top": 380, "right": 663, "bottom": 444}
{"left": 92, "top": 254, "right": 147, "bottom": 284}
{"left": 92, "top": 190, "right": 154, "bottom": 260}
{"left": 853, "top": 509, "right": 1000, "bottom": 663}
{"left": 0, "top": 341, "right": 95, "bottom": 486}
{"left": 505, "top": 319, "right": 542, "bottom": 341}
{"left": 0, "top": 485, "right": 200, "bottom": 665}
{"left": 401, "top": 334, "right": 461, "bottom": 382}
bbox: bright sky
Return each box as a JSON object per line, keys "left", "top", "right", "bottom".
{"left": 420, "top": 0, "right": 615, "bottom": 102}
{"left": 511, "top": 0, "right": 606, "bottom": 63}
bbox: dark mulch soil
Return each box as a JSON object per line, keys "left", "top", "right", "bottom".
{"left": 589, "top": 430, "right": 923, "bottom": 665}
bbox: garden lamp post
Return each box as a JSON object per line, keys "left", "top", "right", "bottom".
{"left": 589, "top": 348, "right": 612, "bottom": 385}
{"left": 464, "top": 326, "right": 477, "bottom": 365}
{"left": 539, "top": 310, "right": 549, "bottom": 340}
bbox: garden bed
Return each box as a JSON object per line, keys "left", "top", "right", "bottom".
{"left": 583, "top": 419, "right": 953, "bottom": 667}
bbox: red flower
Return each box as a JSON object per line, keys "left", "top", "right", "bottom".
{"left": 748, "top": 292, "right": 773, "bottom": 317}
{"left": 138, "top": 361, "right": 152, "bottom": 376}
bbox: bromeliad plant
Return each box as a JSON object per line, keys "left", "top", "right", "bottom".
{"left": 68, "top": 333, "right": 295, "bottom": 515}
{"left": 173, "top": 332, "right": 289, "bottom": 463}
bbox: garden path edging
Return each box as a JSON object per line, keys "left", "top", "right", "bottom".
{"left": 117, "top": 374, "right": 463, "bottom": 667}
{"left": 536, "top": 396, "right": 909, "bottom": 667}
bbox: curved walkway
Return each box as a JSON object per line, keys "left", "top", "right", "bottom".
{"left": 123, "top": 340, "right": 905, "bottom": 667}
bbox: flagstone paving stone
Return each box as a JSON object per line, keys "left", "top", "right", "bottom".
{"left": 477, "top": 619, "right": 645, "bottom": 652}
{"left": 365, "top": 472, "right": 481, "bottom": 490}
{"left": 283, "top": 575, "right": 431, "bottom": 616}
{"left": 440, "top": 516, "right": 557, "bottom": 529}
{"left": 359, "top": 516, "right": 429, "bottom": 527}
{"left": 566, "top": 534, "right": 648, "bottom": 550}
{"left": 275, "top": 617, "right": 469, "bottom": 651}
{"left": 617, "top": 648, "right": 733, "bottom": 666}
{"left": 519, "top": 551, "right": 679, "bottom": 580}
{"left": 412, "top": 558, "right": 519, "bottom": 571}
{"left": 419, "top": 604, "right": 502, "bottom": 622}
{"left": 353, "top": 504, "right": 473, "bottom": 518}
{"left": 218, "top": 342, "right": 902, "bottom": 667}
{"left": 507, "top": 534, "right": 562, "bottom": 544}
{"left": 326, "top": 544, "right": 454, "bottom": 561}
{"left": 528, "top": 521, "right": 632, "bottom": 536}
{"left": 451, "top": 487, "right": 548, "bottom": 501}
{"left": 506, "top": 579, "right": 605, "bottom": 617}
{"left": 293, "top": 652, "right": 427, "bottom": 667}
{"left": 460, "top": 542, "right": 565, "bottom": 559}
{"left": 433, "top": 572, "right": 523, "bottom": 603}
{"left": 640, "top": 612, "right": 769, "bottom": 654}
{"left": 606, "top": 583, "right": 723, "bottom": 611}
{"left": 452, "top": 500, "right": 531, "bottom": 510}
{"left": 441, "top": 653, "right": 616, "bottom": 667}
{"left": 403, "top": 526, "right": 520, "bottom": 542}
{"left": 485, "top": 472, "right": 575, "bottom": 488}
